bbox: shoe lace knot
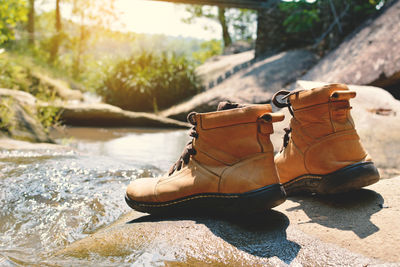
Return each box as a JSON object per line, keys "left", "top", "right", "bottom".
{"left": 168, "top": 112, "right": 198, "bottom": 176}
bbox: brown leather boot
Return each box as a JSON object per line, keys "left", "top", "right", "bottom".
{"left": 273, "top": 83, "right": 380, "bottom": 195}
{"left": 125, "top": 104, "right": 286, "bottom": 214}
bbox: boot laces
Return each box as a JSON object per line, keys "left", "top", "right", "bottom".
{"left": 272, "top": 89, "right": 304, "bottom": 152}
{"left": 168, "top": 101, "right": 246, "bottom": 176}
{"left": 168, "top": 112, "right": 198, "bottom": 176}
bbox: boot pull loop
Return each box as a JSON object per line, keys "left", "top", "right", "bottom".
{"left": 260, "top": 113, "right": 285, "bottom": 123}
{"left": 272, "top": 89, "right": 305, "bottom": 116}
{"left": 272, "top": 90, "right": 294, "bottom": 116}
{"left": 258, "top": 113, "right": 285, "bottom": 135}
{"left": 330, "top": 90, "right": 356, "bottom": 101}
{"left": 187, "top": 112, "right": 198, "bottom": 125}
{"left": 272, "top": 90, "right": 291, "bottom": 108}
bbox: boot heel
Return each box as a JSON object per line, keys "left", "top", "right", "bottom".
{"left": 233, "top": 184, "right": 286, "bottom": 214}
{"left": 317, "top": 161, "right": 380, "bottom": 194}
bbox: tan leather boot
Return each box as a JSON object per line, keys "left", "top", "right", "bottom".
{"left": 126, "top": 104, "right": 286, "bottom": 214}
{"left": 273, "top": 83, "right": 380, "bottom": 195}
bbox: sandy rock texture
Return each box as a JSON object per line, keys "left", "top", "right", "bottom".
{"left": 276, "top": 176, "right": 400, "bottom": 263}
{"left": 161, "top": 50, "right": 317, "bottom": 121}
{"left": 54, "top": 176, "right": 400, "bottom": 266}
{"left": 302, "top": 1, "right": 400, "bottom": 90}
{"left": 196, "top": 50, "right": 254, "bottom": 88}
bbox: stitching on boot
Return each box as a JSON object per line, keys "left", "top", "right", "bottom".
{"left": 283, "top": 175, "right": 322, "bottom": 186}
{"left": 135, "top": 194, "right": 239, "bottom": 208}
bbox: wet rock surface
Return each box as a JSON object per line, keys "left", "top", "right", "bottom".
{"left": 0, "top": 137, "right": 69, "bottom": 151}
{"left": 55, "top": 177, "right": 400, "bottom": 266}
{"left": 161, "top": 50, "right": 317, "bottom": 121}
{"left": 0, "top": 89, "right": 189, "bottom": 143}
{"left": 302, "top": 1, "right": 400, "bottom": 92}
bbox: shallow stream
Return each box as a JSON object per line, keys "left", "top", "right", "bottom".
{"left": 0, "top": 127, "right": 189, "bottom": 265}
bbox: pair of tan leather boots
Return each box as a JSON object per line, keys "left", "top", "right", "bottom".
{"left": 125, "top": 84, "right": 380, "bottom": 214}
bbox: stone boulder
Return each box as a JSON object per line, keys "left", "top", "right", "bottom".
{"left": 302, "top": 1, "right": 400, "bottom": 95}
{"left": 161, "top": 50, "right": 317, "bottom": 121}
{"left": 196, "top": 50, "right": 255, "bottom": 89}
{"left": 0, "top": 88, "right": 36, "bottom": 106}
{"left": 54, "top": 176, "right": 400, "bottom": 265}
{"left": 0, "top": 137, "right": 71, "bottom": 151}
{"left": 53, "top": 102, "right": 190, "bottom": 128}
{"left": 0, "top": 88, "right": 51, "bottom": 142}
{"left": 33, "top": 72, "right": 84, "bottom": 101}
{"left": 223, "top": 40, "right": 253, "bottom": 55}
{"left": 271, "top": 81, "right": 400, "bottom": 178}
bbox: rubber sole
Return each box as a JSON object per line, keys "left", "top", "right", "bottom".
{"left": 283, "top": 161, "right": 380, "bottom": 195}
{"left": 125, "top": 184, "right": 286, "bottom": 215}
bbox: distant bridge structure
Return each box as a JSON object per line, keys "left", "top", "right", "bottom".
{"left": 148, "top": 0, "right": 278, "bottom": 9}
{"left": 144, "top": 0, "right": 282, "bottom": 58}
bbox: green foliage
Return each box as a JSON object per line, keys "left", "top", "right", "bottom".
{"left": 226, "top": 9, "right": 257, "bottom": 41}
{"left": 97, "top": 52, "right": 200, "bottom": 112}
{"left": 0, "top": 98, "right": 15, "bottom": 133}
{"left": 20, "top": 87, "right": 61, "bottom": 133}
{"left": 0, "top": 53, "right": 61, "bottom": 132}
{"left": 278, "top": 0, "right": 386, "bottom": 49}
{"left": 0, "top": 0, "right": 28, "bottom": 44}
{"left": 182, "top": 5, "right": 217, "bottom": 23}
{"left": 36, "top": 104, "right": 61, "bottom": 133}
{"left": 69, "top": 0, "right": 120, "bottom": 79}
{"left": 8, "top": 12, "right": 209, "bottom": 93}
{"left": 0, "top": 52, "right": 47, "bottom": 98}
{"left": 0, "top": 96, "right": 60, "bottom": 135}
{"left": 192, "top": 39, "right": 222, "bottom": 64}
{"left": 280, "top": 1, "right": 320, "bottom": 33}
{"left": 0, "top": 52, "right": 33, "bottom": 91}
{"left": 183, "top": 5, "right": 257, "bottom": 43}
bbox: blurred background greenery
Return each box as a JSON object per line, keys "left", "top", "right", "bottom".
{"left": 0, "top": 0, "right": 386, "bottom": 115}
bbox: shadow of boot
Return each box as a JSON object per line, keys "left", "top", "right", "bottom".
{"left": 128, "top": 210, "right": 301, "bottom": 265}
{"left": 286, "top": 189, "right": 383, "bottom": 238}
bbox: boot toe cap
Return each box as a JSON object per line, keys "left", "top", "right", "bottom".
{"left": 126, "top": 177, "right": 159, "bottom": 203}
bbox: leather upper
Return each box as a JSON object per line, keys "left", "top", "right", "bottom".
{"left": 127, "top": 104, "right": 284, "bottom": 203}
{"left": 275, "top": 84, "right": 371, "bottom": 184}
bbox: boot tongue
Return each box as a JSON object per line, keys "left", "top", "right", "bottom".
{"left": 217, "top": 101, "right": 246, "bottom": 111}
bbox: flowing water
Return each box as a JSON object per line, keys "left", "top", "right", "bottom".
{"left": 0, "top": 127, "right": 189, "bottom": 266}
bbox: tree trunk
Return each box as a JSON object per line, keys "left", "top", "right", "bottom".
{"left": 255, "top": 1, "right": 284, "bottom": 58}
{"left": 152, "top": 96, "right": 159, "bottom": 113}
{"left": 73, "top": 23, "right": 85, "bottom": 78}
{"left": 49, "top": 0, "right": 62, "bottom": 64}
{"left": 27, "top": 0, "right": 35, "bottom": 45}
{"left": 218, "top": 7, "right": 232, "bottom": 49}
{"left": 55, "top": 0, "right": 62, "bottom": 33}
